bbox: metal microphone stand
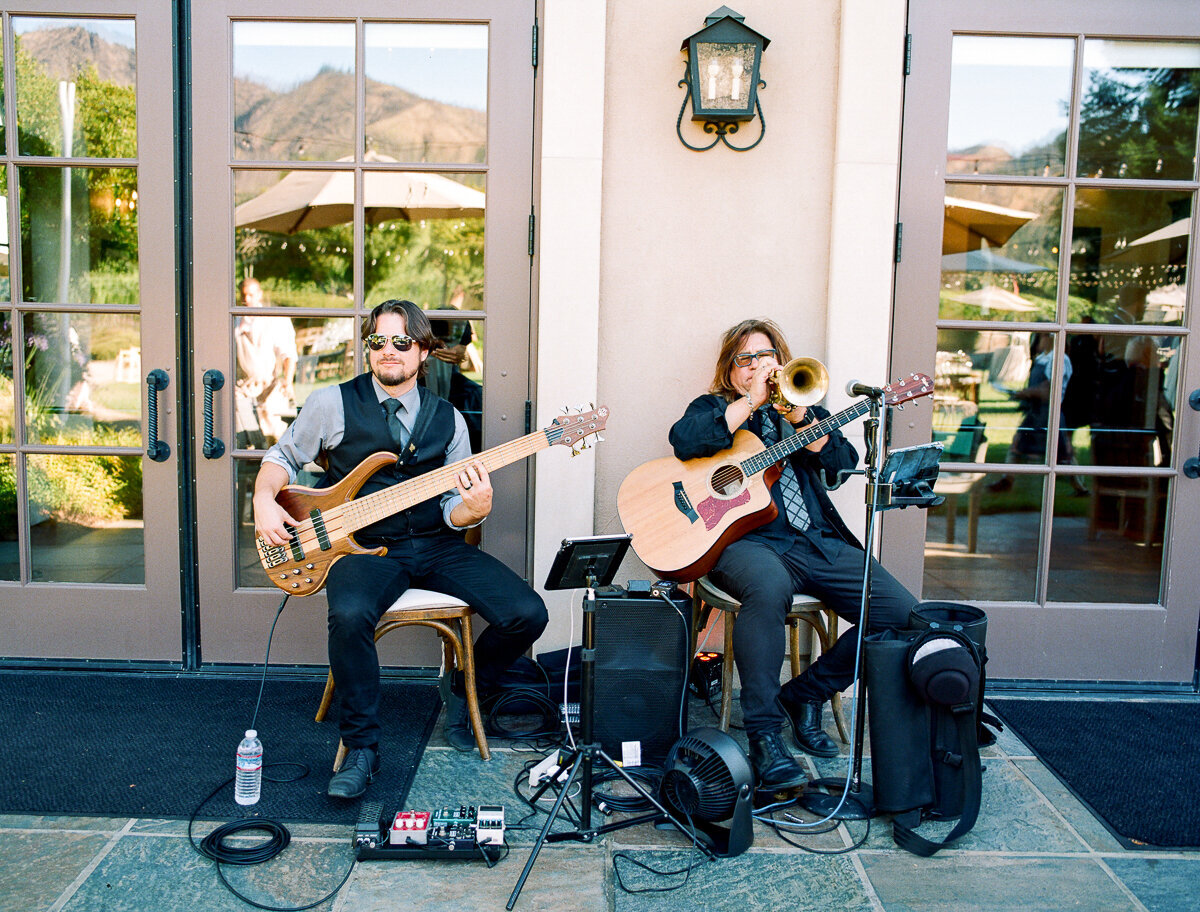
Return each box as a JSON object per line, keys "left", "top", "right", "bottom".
{"left": 801, "top": 390, "right": 888, "bottom": 819}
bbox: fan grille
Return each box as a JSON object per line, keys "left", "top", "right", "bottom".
{"left": 663, "top": 736, "right": 739, "bottom": 820}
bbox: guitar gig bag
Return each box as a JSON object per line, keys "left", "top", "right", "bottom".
{"left": 865, "top": 602, "right": 987, "bottom": 857}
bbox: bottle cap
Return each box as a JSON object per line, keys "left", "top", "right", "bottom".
{"left": 246, "top": 729, "right": 257, "bottom": 738}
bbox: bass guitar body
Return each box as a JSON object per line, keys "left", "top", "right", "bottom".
{"left": 616, "top": 430, "right": 781, "bottom": 582}
{"left": 258, "top": 452, "right": 395, "bottom": 596}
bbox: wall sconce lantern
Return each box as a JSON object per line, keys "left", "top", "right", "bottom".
{"left": 678, "top": 6, "right": 770, "bottom": 151}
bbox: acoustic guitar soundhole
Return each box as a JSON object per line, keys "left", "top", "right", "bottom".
{"left": 710, "top": 464, "right": 746, "bottom": 497}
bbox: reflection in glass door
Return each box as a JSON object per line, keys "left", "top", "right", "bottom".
{"left": 894, "top": 2, "right": 1200, "bottom": 683}
{"left": 192, "top": 4, "right": 533, "bottom": 666}
{"left": 0, "top": 6, "right": 181, "bottom": 661}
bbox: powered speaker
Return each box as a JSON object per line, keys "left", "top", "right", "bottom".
{"left": 592, "top": 585, "right": 692, "bottom": 765}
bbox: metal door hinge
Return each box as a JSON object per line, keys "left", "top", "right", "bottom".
{"left": 532, "top": 21, "right": 539, "bottom": 70}
{"left": 904, "top": 34, "right": 912, "bottom": 76}
{"left": 525, "top": 400, "right": 533, "bottom": 434}
{"left": 895, "top": 222, "right": 903, "bottom": 263}
{"left": 528, "top": 211, "right": 536, "bottom": 256}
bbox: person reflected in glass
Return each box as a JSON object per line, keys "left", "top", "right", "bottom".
{"left": 1095, "top": 284, "right": 1173, "bottom": 467}
{"left": 668, "top": 319, "right": 916, "bottom": 791}
{"left": 234, "top": 277, "right": 297, "bottom": 449}
{"left": 988, "top": 332, "right": 1086, "bottom": 494}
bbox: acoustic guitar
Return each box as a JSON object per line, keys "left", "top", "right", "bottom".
{"left": 616, "top": 376, "right": 932, "bottom": 582}
{"left": 258, "top": 406, "right": 609, "bottom": 595}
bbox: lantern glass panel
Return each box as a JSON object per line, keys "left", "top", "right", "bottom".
{"left": 695, "top": 42, "right": 758, "bottom": 114}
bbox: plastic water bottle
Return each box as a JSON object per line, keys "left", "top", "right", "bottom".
{"left": 235, "top": 730, "right": 262, "bottom": 806}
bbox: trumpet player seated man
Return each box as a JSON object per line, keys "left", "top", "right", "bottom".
{"left": 253, "top": 300, "right": 548, "bottom": 799}
{"left": 668, "top": 319, "right": 916, "bottom": 790}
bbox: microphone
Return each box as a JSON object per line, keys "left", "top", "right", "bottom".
{"left": 845, "top": 379, "right": 884, "bottom": 398}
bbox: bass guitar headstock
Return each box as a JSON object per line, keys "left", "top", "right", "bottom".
{"left": 549, "top": 405, "right": 609, "bottom": 455}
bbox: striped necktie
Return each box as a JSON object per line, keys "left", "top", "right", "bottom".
{"left": 758, "top": 409, "right": 811, "bottom": 532}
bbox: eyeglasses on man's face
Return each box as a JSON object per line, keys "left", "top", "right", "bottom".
{"left": 365, "top": 333, "right": 416, "bottom": 352}
{"left": 733, "top": 348, "right": 778, "bottom": 367}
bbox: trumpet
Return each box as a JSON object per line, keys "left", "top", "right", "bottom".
{"left": 767, "top": 357, "right": 829, "bottom": 409}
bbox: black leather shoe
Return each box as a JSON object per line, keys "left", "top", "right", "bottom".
{"left": 748, "top": 731, "right": 807, "bottom": 791}
{"left": 327, "top": 745, "right": 380, "bottom": 799}
{"left": 780, "top": 694, "right": 839, "bottom": 758}
{"left": 443, "top": 690, "right": 476, "bottom": 753}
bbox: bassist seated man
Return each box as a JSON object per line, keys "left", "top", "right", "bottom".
{"left": 253, "top": 299, "right": 547, "bottom": 799}
{"left": 668, "top": 319, "right": 915, "bottom": 790}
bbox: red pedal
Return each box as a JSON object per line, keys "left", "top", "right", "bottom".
{"left": 390, "top": 811, "right": 430, "bottom": 845}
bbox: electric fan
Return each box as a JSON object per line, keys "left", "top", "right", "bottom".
{"left": 660, "top": 727, "right": 754, "bottom": 857}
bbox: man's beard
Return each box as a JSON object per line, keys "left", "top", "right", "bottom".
{"left": 371, "top": 360, "right": 417, "bottom": 389}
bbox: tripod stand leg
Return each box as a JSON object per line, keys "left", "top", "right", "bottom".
{"left": 545, "top": 749, "right": 714, "bottom": 853}
{"left": 507, "top": 748, "right": 587, "bottom": 910}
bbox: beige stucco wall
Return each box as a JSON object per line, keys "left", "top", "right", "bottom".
{"left": 533, "top": 0, "right": 907, "bottom": 650}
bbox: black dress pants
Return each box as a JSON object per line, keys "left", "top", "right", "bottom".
{"left": 325, "top": 532, "right": 548, "bottom": 749}
{"left": 709, "top": 533, "right": 915, "bottom": 737}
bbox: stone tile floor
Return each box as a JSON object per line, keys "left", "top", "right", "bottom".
{"left": 3, "top": 692, "right": 1199, "bottom": 912}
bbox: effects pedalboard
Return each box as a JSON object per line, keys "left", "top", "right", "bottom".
{"left": 354, "top": 802, "right": 506, "bottom": 862}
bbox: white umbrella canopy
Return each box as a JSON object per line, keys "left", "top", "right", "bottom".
{"left": 234, "top": 154, "right": 485, "bottom": 234}
{"left": 945, "top": 284, "right": 1040, "bottom": 312}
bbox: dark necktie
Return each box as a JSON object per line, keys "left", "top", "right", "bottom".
{"left": 758, "top": 409, "right": 811, "bottom": 532}
{"left": 382, "top": 398, "right": 407, "bottom": 450}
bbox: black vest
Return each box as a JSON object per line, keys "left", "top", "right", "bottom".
{"left": 324, "top": 373, "right": 457, "bottom": 543}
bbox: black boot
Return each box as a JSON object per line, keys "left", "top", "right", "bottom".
{"left": 748, "top": 730, "right": 807, "bottom": 790}
{"left": 780, "top": 693, "right": 839, "bottom": 758}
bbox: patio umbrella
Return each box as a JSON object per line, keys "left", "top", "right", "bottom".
{"left": 941, "top": 249, "right": 1050, "bottom": 274}
{"left": 943, "top": 195, "right": 1038, "bottom": 255}
{"left": 1106, "top": 215, "right": 1190, "bottom": 264}
{"left": 234, "top": 153, "right": 485, "bottom": 234}
{"left": 945, "top": 284, "right": 1040, "bottom": 313}
{"left": 1126, "top": 215, "right": 1190, "bottom": 250}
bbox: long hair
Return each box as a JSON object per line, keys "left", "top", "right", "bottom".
{"left": 709, "top": 318, "right": 793, "bottom": 400}
{"left": 361, "top": 300, "right": 441, "bottom": 378}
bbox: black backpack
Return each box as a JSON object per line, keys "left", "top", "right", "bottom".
{"left": 865, "top": 602, "right": 991, "bottom": 856}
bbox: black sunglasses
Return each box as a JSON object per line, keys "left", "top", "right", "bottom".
{"left": 365, "top": 333, "right": 415, "bottom": 352}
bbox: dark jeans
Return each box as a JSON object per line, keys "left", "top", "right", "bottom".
{"left": 709, "top": 533, "right": 916, "bottom": 737}
{"left": 325, "top": 533, "right": 548, "bottom": 749}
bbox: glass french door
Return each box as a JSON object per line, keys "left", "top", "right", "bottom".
{"left": 0, "top": 3, "right": 181, "bottom": 662}
{"left": 891, "top": 0, "right": 1200, "bottom": 682}
{"left": 190, "top": 1, "right": 535, "bottom": 666}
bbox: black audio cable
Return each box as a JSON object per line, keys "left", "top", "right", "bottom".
{"left": 187, "top": 594, "right": 355, "bottom": 911}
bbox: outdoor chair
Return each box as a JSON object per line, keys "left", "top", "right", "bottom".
{"left": 315, "top": 587, "right": 491, "bottom": 765}
{"left": 691, "top": 575, "right": 849, "bottom": 742}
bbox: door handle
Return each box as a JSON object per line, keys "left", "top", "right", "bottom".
{"left": 145, "top": 369, "right": 171, "bottom": 462}
{"left": 202, "top": 369, "right": 226, "bottom": 459}
{"left": 1184, "top": 389, "right": 1200, "bottom": 479}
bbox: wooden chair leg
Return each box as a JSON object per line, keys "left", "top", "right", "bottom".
{"left": 719, "top": 607, "right": 736, "bottom": 731}
{"left": 456, "top": 614, "right": 491, "bottom": 761}
{"left": 333, "top": 738, "right": 347, "bottom": 772}
{"left": 316, "top": 670, "right": 336, "bottom": 722}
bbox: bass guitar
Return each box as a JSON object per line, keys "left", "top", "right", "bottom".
{"left": 258, "top": 406, "right": 609, "bottom": 595}
{"left": 616, "top": 376, "right": 932, "bottom": 582}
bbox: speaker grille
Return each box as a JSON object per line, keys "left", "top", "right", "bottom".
{"left": 591, "top": 594, "right": 690, "bottom": 764}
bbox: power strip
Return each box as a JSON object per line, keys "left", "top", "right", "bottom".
{"left": 354, "top": 802, "right": 505, "bottom": 861}
{"left": 528, "top": 751, "right": 570, "bottom": 788}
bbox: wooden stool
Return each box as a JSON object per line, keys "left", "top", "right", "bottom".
{"left": 315, "top": 588, "right": 491, "bottom": 764}
{"left": 692, "top": 575, "right": 849, "bottom": 743}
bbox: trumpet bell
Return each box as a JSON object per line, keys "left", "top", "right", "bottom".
{"left": 769, "top": 357, "right": 829, "bottom": 408}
